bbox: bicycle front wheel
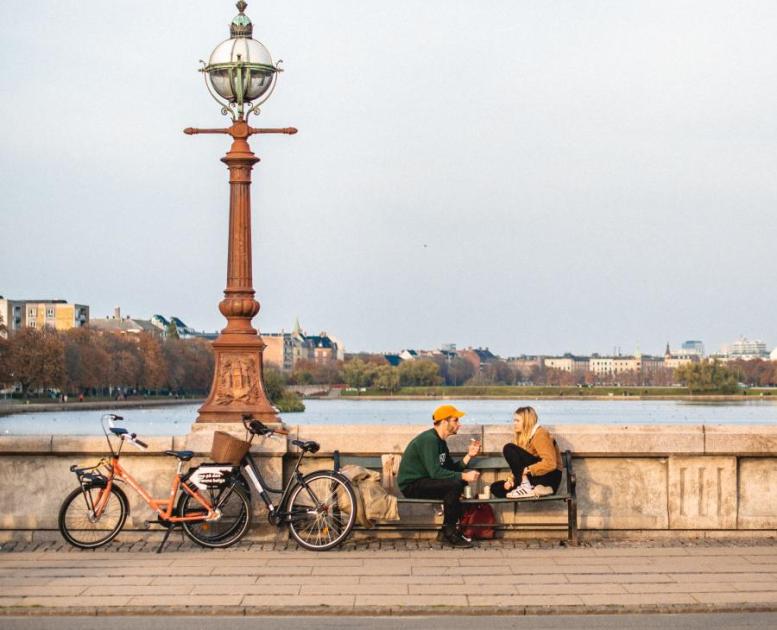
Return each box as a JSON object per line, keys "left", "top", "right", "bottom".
{"left": 58, "top": 484, "right": 128, "bottom": 549}
{"left": 178, "top": 481, "right": 251, "bottom": 548}
{"left": 287, "top": 471, "right": 356, "bottom": 551}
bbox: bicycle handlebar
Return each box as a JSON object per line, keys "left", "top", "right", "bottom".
{"left": 242, "top": 414, "right": 289, "bottom": 436}
{"left": 128, "top": 433, "right": 148, "bottom": 450}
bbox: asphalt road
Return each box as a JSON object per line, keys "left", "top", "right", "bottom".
{"left": 2, "top": 614, "right": 776, "bottom": 630}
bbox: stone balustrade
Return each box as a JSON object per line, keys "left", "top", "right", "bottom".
{"left": 1, "top": 424, "right": 776, "bottom": 540}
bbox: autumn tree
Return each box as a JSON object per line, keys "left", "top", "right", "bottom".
{"left": 674, "top": 360, "right": 739, "bottom": 394}
{"left": 137, "top": 333, "right": 167, "bottom": 391}
{"left": 342, "top": 359, "right": 378, "bottom": 388}
{"left": 162, "top": 338, "right": 214, "bottom": 394}
{"left": 62, "top": 327, "right": 110, "bottom": 394}
{"left": 373, "top": 365, "right": 400, "bottom": 392}
{"left": 0, "top": 314, "right": 10, "bottom": 384}
{"left": 7, "top": 327, "right": 66, "bottom": 396}
{"left": 398, "top": 359, "right": 442, "bottom": 387}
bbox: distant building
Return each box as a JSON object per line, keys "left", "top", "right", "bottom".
{"left": 681, "top": 340, "right": 705, "bottom": 356}
{"left": 663, "top": 343, "right": 699, "bottom": 369}
{"left": 458, "top": 347, "right": 498, "bottom": 372}
{"left": 89, "top": 307, "right": 156, "bottom": 337}
{"left": 0, "top": 296, "right": 89, "bottom": 338}
{"left": 544, "top": 354, "right": 589, "bottom": 373}
{"left": 263, "top": 319, "right": 342, "bottom": 371}
{"left": 149, "top": 314, "right": 197, "bottom": 339}
{"left": 721, "top": 337, "right": 768, "bottom": 360}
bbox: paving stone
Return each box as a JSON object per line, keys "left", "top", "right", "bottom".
{"left": 692, "top": 591, "right": 777, "bottom": 604}
{"left": 15, "top": 595, "right": 132, "bottom": 607}
{"left": 623, "top": 582, "right": 731, "bottom": 593}
{"left": 127, "top": 595, "right": 244, "bottom": 606}
{"left": 567, "top": 573, "right": 674, "bottom": 583}
{"left": 579, "top": 593, "right": 697, "bottom": 606}
{"left": 151, "top": 575, "right": 258, "bottom": 585}
{"left": 355, "top": 594, "right": 463, "bottom": 607}
{"left": 258, "top": 575, "right": 359, "bottom": 585}
{"left": 242, "top": 594, "right": 355, "bottom": 607}
{"left": 302, "top": 583, "right": 408, "bottom": 595}
{"left": 461, "top": 574, "right": 569, "bottom": 585}
{"left": 408, "top": 583, "right": 515, "bottom": 595}
{"left": 361, "top": 575, "right": 463, "bottom": 585}
{"left": 190, "top": 583, "right": 301, "bottom": 595}
{"left": 468, "top": 594, "right": 584, "bottom": 607}
{"left": 0, "top": 586, "right": 86, "bottom": 596}
{"left": 82, "top": 584, "right": 193, "bottom": 596}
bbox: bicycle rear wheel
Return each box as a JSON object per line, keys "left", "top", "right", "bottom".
{"left": 287, "top": 471, "right": 356, "bottom": 551}
{"left": 178, "top": 481, "right": 251, "bottom": 548}
{"left": 58, "top": 484, "right": 128, "bottom": 549}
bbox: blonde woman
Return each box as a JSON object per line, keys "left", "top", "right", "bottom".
{"left": 490, "top": 406, "right": 562, "bottom": 499}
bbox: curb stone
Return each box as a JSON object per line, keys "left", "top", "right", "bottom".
{"left": 2, "top": 603, "right": 777, "bottom": 617}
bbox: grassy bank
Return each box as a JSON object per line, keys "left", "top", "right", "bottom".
{"left": 341, "top": 385, "right": 777, "bottom": 398}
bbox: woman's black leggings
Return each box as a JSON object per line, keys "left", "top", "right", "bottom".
{"left": 489, "top": 443, "right": 562, "bottom": 498}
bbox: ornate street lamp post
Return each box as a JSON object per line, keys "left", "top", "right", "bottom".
{"left": 186, "top": 1, "right": 296, "bottom": 424}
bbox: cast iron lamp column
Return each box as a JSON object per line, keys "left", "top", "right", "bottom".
{"left": 186, "top": 1, "right": 296, "bottom": 424}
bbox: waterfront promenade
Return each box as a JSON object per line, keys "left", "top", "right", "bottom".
{"left": 1, "top": 538, "right": 776, "bottom": 616}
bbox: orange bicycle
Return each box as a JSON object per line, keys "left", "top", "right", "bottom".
{"left": 58, "top": 414, "right": 251, "bottom": 550}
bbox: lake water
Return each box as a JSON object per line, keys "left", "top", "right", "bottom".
{"left": 2, "top": 398, "right": 777, "bottom": 436}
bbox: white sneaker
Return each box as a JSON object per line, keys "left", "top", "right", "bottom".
{"left": 506, "top": 484, "right": 534, "bottom": 499}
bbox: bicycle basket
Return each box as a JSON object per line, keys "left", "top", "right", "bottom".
{"left": 211, "top": 431, "right": 250, "bottom": 465}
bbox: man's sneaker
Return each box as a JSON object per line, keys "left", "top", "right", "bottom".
{"left": 440, "top": 530, "right": 473, "bottom": 548}
{"left": 436, "top": 528, "right": 472, "bottom": 544}
{"left": 533, "top": 485, "right": 554, "bottom": 497}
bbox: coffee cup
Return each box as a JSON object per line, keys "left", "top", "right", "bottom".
{"left": 463, "top": 485, "right": 472, "bottom": 499}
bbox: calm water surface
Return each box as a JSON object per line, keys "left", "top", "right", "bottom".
{"left": 1, "top": 398, "right": 777, "bottom": 436}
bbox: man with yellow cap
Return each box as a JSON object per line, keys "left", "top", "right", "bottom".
{"left": 397, "top": 404, "right": 481, "bottom": 547}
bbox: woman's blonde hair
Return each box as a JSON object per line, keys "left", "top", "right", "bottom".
{"left": 513, "top": 406, "right": 539, "bottom": 448}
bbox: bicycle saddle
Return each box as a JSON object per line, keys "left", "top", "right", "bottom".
{"left": 291, "top": 440, "right": 320, "bottom": 454}
{"left": 164, "top": 449, "right": 194, "bottom": 461}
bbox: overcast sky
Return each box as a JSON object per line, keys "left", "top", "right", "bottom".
{"left": 1, "top": 1, "right": 776, "bottom": 357}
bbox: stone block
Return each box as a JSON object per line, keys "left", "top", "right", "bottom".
{"left": 575, "top": 457, "right": 668, "bottom": 529}
{"left": 286, "top": 424, "right": 483, "bottom": 456}
{"left": 668, "top": 456, "right": 737, "bottom": 529}
{"left": 705, "top": 426, "right": 777, "bottom": 455}
{"left": 184, "top": 423, "right": 286, "bottom": 455}
{"left": 0, "top": 436, "right": 52, "bottom": 453}
{"left": 738, "top": 458, "right": 777, "bottom": 528}
{"left": 553, "top": 424, "right": 704, "bottom": 456}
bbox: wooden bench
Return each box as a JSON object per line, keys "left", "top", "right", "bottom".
{"left": 333, "top": 450, "right": 578, "bottom": 545}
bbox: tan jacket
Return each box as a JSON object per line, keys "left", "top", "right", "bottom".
{"left": 508, "top": 426, "right": 562, "bottom": 482}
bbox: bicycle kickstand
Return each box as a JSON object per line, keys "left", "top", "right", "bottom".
{"left": 156, "top": 526, "right": 173, "bottom": 554}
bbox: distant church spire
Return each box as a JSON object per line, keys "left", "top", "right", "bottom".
{"left": 665, "top": 342, "right": 671, "bottom": 357}
{"left": 292, "top": 317, "right": 302, "bottom": 337}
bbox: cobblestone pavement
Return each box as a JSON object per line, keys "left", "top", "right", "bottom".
{"left": 1, "top": 536, "right": 776, "bottom": 616}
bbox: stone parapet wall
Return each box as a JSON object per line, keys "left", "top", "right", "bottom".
{"left": 0, "top": 424, "right": 776, "bottom": 537}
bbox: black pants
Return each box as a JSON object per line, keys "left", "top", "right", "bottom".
{"left": 489, "top": 443, "right": 562, "bottom": 499}
{"left": 401, "top": 477, "right": 465, "bottom": 527}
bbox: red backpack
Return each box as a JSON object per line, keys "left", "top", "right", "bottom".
{"left": 459, "top": 503, "right": 496, "bottom": 539}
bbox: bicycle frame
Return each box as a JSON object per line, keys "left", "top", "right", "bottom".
{"left": 240, "top": 449, "right": 302, "bottom": 518}
{"left": 95, "top": 457, "right": 217, "bottom": 523}
{"left": 78, "top": 419, "right": 219, "bottom": 524}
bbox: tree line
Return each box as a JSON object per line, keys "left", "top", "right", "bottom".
{"left": 0, "top": 326, "right": 214, "bottom": 398}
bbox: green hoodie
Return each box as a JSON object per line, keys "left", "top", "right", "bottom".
{"left": 397, "top": 428, "right": 465, "bottom": 491}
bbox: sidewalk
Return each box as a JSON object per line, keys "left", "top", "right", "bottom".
{"left": 1, "top": 538, "right": 776, "bottom": 616}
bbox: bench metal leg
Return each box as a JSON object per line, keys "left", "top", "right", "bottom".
{"left": 567, "top": 497, "right": 579, "bottom": 546}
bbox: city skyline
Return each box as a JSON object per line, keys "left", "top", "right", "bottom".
{"left": 2, "top": 1, "right": 777, "bottom": 356}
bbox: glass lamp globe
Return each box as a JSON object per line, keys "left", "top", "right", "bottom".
{"left": 204, "top": 2, "right": 278, "bottom": 108}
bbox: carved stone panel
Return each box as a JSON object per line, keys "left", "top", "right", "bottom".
{"left": 575, "top": 458, "right": 668, "bottom": 529}
{"left": 668, "top": 456, "right": 737, "bottom": 529}
{"left": 738, "top": 457, "right": 777, "bottom": 529}
{"left": 213, "top": 353, "right": 261, "bottom": 406}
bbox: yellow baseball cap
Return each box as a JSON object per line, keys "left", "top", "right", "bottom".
{"left": 432, "top": 404, "right": 466, "bottom": 422}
